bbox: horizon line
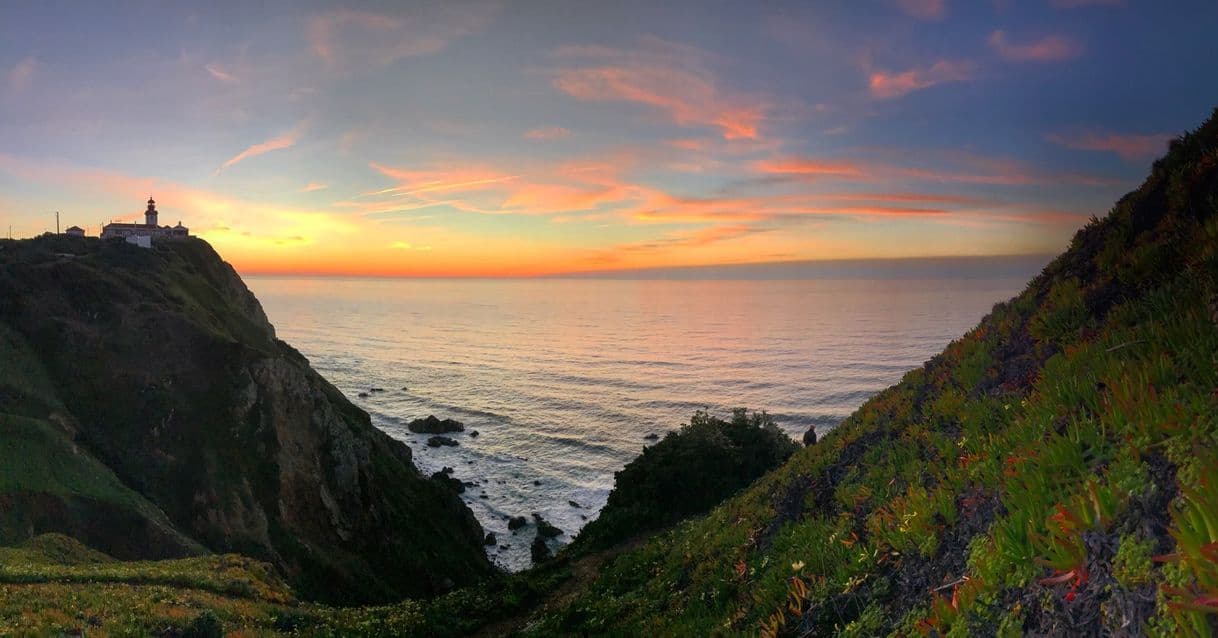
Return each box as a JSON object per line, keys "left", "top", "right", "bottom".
{"left": 240, "top": 253, "right": 1056, "bottom": 280}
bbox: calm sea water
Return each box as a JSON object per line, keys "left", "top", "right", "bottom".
{"left": 246, "top": 276, "right": 1027, "bottom": 570}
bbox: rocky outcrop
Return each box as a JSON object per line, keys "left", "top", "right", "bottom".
{"left": 408, "top": 415, "right": 465, "bottom": 434}
{"left": 0, "top": 237, "right": 493, "bottom": 604}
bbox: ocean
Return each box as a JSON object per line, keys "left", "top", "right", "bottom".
{"left": 246, "top": 274, "right": 1031, "bottom": 570}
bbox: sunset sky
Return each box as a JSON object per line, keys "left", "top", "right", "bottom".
{"left": 2, "top": 1, "right": 1216, "bottom": 276}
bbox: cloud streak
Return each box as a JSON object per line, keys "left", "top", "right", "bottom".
{"left": 868, "top": 59, "right": 976, "bottom": 99}
{"left": 989, "top": 31, "right": 1082, "bottom": 61}
{"left": 1046, "top": 131, "right": 1171, "bottom": 161}
{"left": 550, "top": 36, "right": 768, "bottom": 140}
{"left": 216, "top": 121, "right": 308, "bottom": 174}
{"left": 307, "top": 4, "right": 497, "bottom": 69}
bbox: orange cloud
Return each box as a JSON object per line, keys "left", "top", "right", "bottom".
{"left": 892, "top": 0, "right": 946, "bottom": 20}
{"left": 523, "top": 126, "right": 571, "bottom": 140}
{"left": 988, "top": 31, "right": 1083, "bottom": 61}
{"left": 217, "top": 121, "right": 308, "bottom": 174}
{"left": 753, "top": 158, "right": 865, "bottom": 178}
{"left": 1045, "top": 131, "right": 1170, "bottom": 161}
{"left": 551, "top": 37, "right": 767, "bottom": 140}
{"left": 868, "top": 59, "right": 976, "bottom": 99}
{"left": 302, "top": 182, "right": 328, "bottom": 192}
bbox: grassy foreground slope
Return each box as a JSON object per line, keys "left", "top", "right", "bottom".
{"left": 520, "top": 111, "right": 1218, "bottom": 635}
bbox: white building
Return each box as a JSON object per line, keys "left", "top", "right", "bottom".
{"left": 100, "top": 197, "right": 189, "bottom": 246}
{"left": 64, "top": 225, "right": 85, "bottom": 237}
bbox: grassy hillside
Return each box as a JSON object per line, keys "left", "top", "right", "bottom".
{"left": 515, "top": 109, "right": 1218, "bottom": 636}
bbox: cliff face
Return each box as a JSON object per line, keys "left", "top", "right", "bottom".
{"left": 0, "top": 237, "right": 493, "bottom": 603}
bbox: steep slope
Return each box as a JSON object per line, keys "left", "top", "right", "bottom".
{"left": 516, "top": 110, "right": 1218, "bottom": 635}
{"left": 0, "top": 237, "right": 493, "bottom": 603}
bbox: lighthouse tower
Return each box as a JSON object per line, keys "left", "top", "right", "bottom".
{"left": 144, "top": 197, "right": 159, "bottom": 226}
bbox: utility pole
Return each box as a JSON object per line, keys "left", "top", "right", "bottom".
{"left": 56, "top": 211, "right": 60, "bottom": 235}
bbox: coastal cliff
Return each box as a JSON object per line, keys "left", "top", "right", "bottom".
{"left": 0, "top": 237, "right": 493, "bottom": 604}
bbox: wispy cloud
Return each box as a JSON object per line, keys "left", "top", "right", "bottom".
{"left": 867, "top": 59, "right": 976, "bottom": 99}
{"left": 302, "top": 182, "right": 328, "bottom": 192}
{"left": 8, "top": 56, "right": 37, "bottom": 93}
{"left": 390, "top": 241, "right": 433, "bottom": 251}
{"left": 523, "top": 126, "right": 571, "bottom": 140}
{"left": 204, "top": 62, "right": 238, "bottom": 83}
{"left": 892, "top": 0, "right": 946, "bottom": 20}
{"left": 1046, "top": 131, "right": 1170, "bottom": 161}
{"left": 550, "top": 36, "right": 768, "bottom": 140}
{"left": 989, "top": 31, "right": 1082, "bottom": 61}
{"left": 216, "top": 120, "right": 309, "bottom": 174}
{"left": 307, "top": 4, "right": 497, "bottom": 69}
{"left": 1049, "top": 0, "right": 1122, "bottom": 8}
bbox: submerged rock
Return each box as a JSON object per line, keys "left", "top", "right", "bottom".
{"left": 427, "top": 435, "right": 459, "bottom": 448}
{"left": 508, "top": 516, "right": 528, "bottom": 531}
{"left": 409, "top": 415, "right": 465, "bottom": 434}
{"left": 568, "top": 500, "right": 582, "bottom": 508}
{"left": 357, "top": 392, "right": 370, "bottom": 398}
{"left": 643, "top": 432, "right": 659, "bottom": 440}
{"left": 469, "top": 430, "right": 480, "bottom": 438}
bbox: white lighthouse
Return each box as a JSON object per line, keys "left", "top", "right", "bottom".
{"left": 100, "top": 196, "right": 189, "bottom": 246}
{"left": 144, "top": 197, "right": 158, "bottom": 226}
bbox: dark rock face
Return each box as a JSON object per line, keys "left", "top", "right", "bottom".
{"left": 530, "top": 534, "right": 552, "bottom": 564}
{"left": 427, "top": 435, "right": 459, "bottom": 448}
{"left": 533, "top": 514, "right": 563, "bottom": 539}
{"left": 408, "top": 415, "right": 465, "bottom": 434}
{"left": 0, "top": 237, "right": 493, "bottom": 604}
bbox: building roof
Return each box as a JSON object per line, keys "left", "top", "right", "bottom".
{"left": 65, "top": 225, "right": 84, "bottom": 231}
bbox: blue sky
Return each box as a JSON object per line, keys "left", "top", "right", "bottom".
{"left": 1, "top": 1, "right": 1216, "bottom": 275}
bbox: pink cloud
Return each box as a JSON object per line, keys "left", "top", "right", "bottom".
{"left": 988, "top": 31, "right": 1083, "bottom": 61}
{"left": 1049, "top": 0, "right": 1121, "bottom": 8}
{"left": 216, "top": 121, "right": 308, "bottom": 174}
{"left": 302, "top": 182, "right": 328, "bottom": 192}
{"left": 307, "top": 5, "right": 496, "bottom": 69}
{"left": 1046, "top": 131, "right": 1171, "bottom": 161}
{"left": 892, "top": 0, "right": 946, "bottom": 20}
{"left": 523, "top": 126, "right": 571, "bottom": 140}
{"left": 868, "top": 59, "right": 976, "bottom": 99}
{"left": 204, "top": 63, "right": 238, "bottom": 83}
{"left": 551, "top": 36, "right": 768, "bottom": 140}
{"left": 8, "top": 56, "right": 37, "bottom": 93}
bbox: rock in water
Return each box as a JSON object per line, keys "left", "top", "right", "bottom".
{"left": 508, "top": 516, "right": 528, "bottom": 531}
{"left": 803, "top": 428, "right": 817, "bottom": 446}
{"left": 408, "top": 415, "right": 466, "bottom": 434}
{"left": 427, "top": 435, "right": 459, "bottom": 448}
{"left": 484, "top": 532, "right": 497, "bottom": 546}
